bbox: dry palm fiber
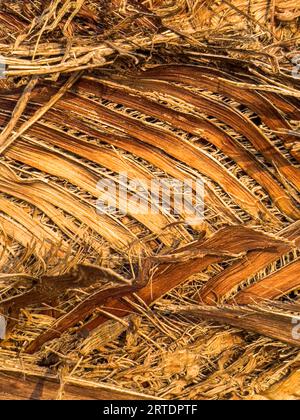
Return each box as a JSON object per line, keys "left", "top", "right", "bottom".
{"left": 0, "top": 0, "right": 299, "bottom": 400}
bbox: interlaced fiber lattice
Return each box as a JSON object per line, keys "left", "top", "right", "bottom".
{"left": 0, "top": 0, "right": 299, "bottom": 400}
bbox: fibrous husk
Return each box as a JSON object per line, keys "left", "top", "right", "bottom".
{"left": 0, "top": 0, "right": 299, "bottom": 400}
